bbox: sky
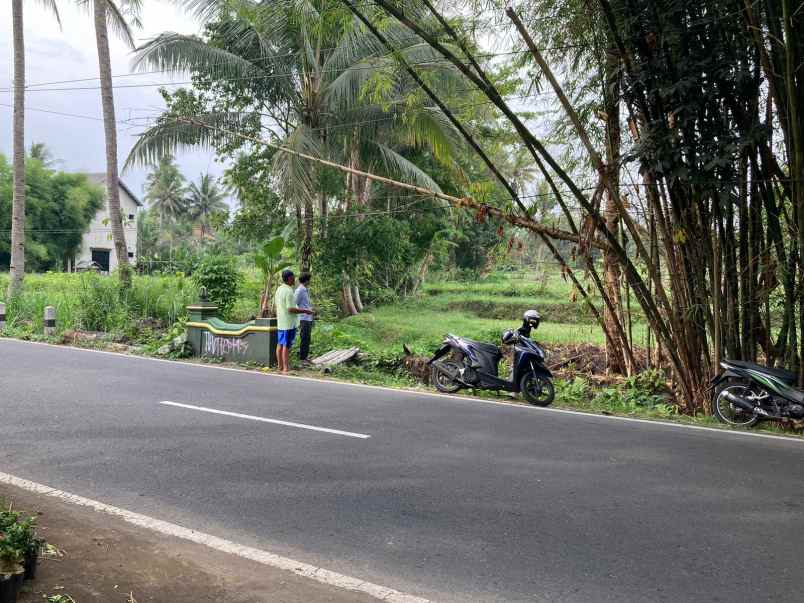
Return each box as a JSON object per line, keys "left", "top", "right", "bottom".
{"left": 0, "top": 1, "right": 225, "bottom": 202}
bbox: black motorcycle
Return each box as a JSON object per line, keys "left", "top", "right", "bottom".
{"left": 711, "top": 359, "right": 804, "bottom": 427}
{"left": 428, "top": 310, "right": 554, "bottom": 406}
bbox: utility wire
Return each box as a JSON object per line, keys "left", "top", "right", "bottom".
{"left": 0, "top": 45, "right": 590, "bottom": 94}
{"left": 2, "top": 101, "right": 796, "bottom": 200}
{"left": 2, "top": 99, "right": 798, "bottom": 204}
{"left": 3, "top": 0, "right": 756, "bottom": 93}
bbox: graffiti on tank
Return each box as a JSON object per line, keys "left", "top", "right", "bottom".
{"left": 202, "top": 331, "right": 249, "bottom": 357}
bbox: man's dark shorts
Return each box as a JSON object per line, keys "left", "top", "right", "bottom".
{"left": 278, "top": 328, "right": 297, "bottom": 347}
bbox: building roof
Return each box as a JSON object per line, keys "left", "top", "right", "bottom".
{"left": 85, "top": 173, "right": 143, "bottom": 207}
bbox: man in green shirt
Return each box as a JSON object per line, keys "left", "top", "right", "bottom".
{"left": 274, "top": 269, "right": 313, "bottom": 373}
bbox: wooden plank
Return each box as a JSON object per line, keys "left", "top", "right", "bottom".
{"left": 311, "top": 347, "right": 360, "bottom": 368}
{"left": 311, "top": 350, "right": 340, "bottom": 365}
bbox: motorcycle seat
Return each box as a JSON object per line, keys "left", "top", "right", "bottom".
{"left": 461, "top": 338, "right": 502, "bottom": 358}
{"left": 724, "top": 360, "right": 798, "bottom": 385}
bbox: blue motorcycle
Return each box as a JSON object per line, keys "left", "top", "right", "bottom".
{"left": 428, "top": 310, "right": 554, "bottom": 405}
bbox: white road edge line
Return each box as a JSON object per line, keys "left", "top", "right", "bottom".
{"left": 159, "top": 400, "right": 370, "bottom": 439}
{"left": 0, "top": 471, "right": 428, "bottom": 603}
{"left": 3, "top": 337, "right": 804, "bottom": 444}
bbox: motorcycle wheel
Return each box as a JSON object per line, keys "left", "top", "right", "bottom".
{"left": 520, "top": 372, "right": 555, "bottom": 406}
{"left": 713, "top": 382, "right": 760, "bottom": 427}
{"left": 431, "top": 361, "right": 462, "bottom": 393}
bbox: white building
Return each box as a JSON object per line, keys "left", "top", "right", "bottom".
{"left": 69, "top": 174, "right": 142, "bottom": 273}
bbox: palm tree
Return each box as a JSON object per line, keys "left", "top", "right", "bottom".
{"left": 125, "top": 0, "right": 463, "bottom": 271}
{"left": 79, "top": 0, "right": 142, "bottom": 285}
{"left": 7, "top": 0, "right": 60, "bottom": 299}
{"left": 188, "top": 173, "right": 228, "bottom": 238}
{"left": 144, "top": 155, "right": 188, "bottom": 225}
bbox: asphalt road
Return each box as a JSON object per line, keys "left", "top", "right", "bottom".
{"left": 2, "top": 339, "right": 804, "bottom": 602}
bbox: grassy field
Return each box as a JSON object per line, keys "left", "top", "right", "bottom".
{"left": 0, "top": 269, "right": 641, "bottom": 352}
{"left": 0, "top": 272, "right": 197, "bottom": 337}
{"left": 0, "top": 268, "right": 647, "bottom": 370}
{"left": 312, "top": 270, "right": 647, "bottom": 360}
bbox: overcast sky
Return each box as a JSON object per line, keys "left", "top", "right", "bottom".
{"left": 0, "top": 1, "right": 225, "bottom": 201}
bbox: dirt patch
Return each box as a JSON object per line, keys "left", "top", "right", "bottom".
{"left": 545, "top": 343, "right": 612, "bottom": 375}
{"left": 2, "top": 485, "right": 374, "bottom": 603}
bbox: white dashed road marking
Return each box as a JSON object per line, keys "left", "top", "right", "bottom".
{"left": 159, "top": 400, "right": 371, "bottom": 439}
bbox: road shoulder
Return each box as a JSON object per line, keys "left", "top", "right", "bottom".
{"left": 2, "top": 482, "right": 375, "bottom": 603}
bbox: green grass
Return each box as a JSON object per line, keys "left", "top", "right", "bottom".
{"left": 0, "top": 268, "right": 646, "bottom": 351}
{"left": 313, "top": 270, "right": 648, "bottom": 360}
{"left": 314, "top": 304, "right": 615, "bottom": 358}
{"left": 0, "top": 272, "right": 197, "bottom": 337}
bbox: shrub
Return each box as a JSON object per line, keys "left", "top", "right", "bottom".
{"left": 127, "top": 273, "right": 196, "bottom": 326}
{"left": 75, "top": 274, "right": 129, "bottom": 332}
{"left": 0, "top": 513, "right": 37, "bottom": 571}
{"left": 192, "top": 255, "right": 242, "bottom": 318}
{"left": 625, "top": 369, "right": 667, "bottom": 397}
{"left": 592, "top": 385, "right": 673, "bottom": 416}
{"left": 555, "top": 377, "right": 591, "bottom": 405}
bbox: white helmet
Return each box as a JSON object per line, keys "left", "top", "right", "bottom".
{"left": 523, "top": 310, "right": 541, "bottom": 330}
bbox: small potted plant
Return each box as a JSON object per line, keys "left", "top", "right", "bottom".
{"left": 0, "top": 507, "right": 21, "bottom": 602}
{"left": 0, "top": 512, "right": 39, "bottom": 603}
{"left": 1, "top": 504, "right": 43, "bottom": 582}
{"left": 23, "top": 531, "right": 43, "bottom": 581}
{"left": 0, "top": 536, "right": 24, "bottom": 603}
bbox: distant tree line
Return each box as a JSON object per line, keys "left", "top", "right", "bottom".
{"left": 0, "top": 151, "right": 102, "bottom": 272}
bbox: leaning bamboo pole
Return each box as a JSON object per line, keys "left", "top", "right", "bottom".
{"left": 176, "top": 116, "right": 606, "bottom": 251}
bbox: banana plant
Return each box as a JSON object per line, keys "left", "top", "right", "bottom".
{"left": 256, "top": 235, "right": 293, "bottom": 317}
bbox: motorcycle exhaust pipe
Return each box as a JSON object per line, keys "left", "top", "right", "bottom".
{"left": 721, "top": 390, "right": 770, "bottom": 416}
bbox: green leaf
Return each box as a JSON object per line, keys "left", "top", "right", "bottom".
{"left": 264, "top": 236, "right": 285, "bottom": 258}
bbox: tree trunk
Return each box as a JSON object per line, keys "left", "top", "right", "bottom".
{"left": 301, "top": 198, "right": 314, "bottom": 271}
{"left": 738, "top": 156, "right": 750, "bottom": 359}
{"left": 410, "top": 250, "right": 434, "bottom": 296}
{"left": 602, "top": 181, "right": 625, "bottom": 371}
{"left": 259, "top": 284, "right": 270, "bottom": 318}
{"left": 7, "top": 0, "right": 26, "bottom": 299}
{"left": 93, "top": 0, "right": 130, "bottom": 286}
{"left": 723, "top": 188, "right": 741, "bottom": 358}
{"left": 352, "top": 283, "right": 364, "bottom": 313}
{"left": 601, "top": 43, "right": 629, "bottom": 374}
{"left": 341, "top": 273, "right": 358, "bottom": 316}
{"left": 712, "top": 238, "right": 722, "bottom": 373}
{"left": 782, "top": 0, "right": 804, "bottom": 385}
{"left": 295, "top": 203, "right": 303, "bottom": 242}
{"left": 319, "top": 192, "right": 327, "bottom": 236}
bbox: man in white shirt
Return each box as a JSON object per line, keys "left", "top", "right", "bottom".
{"left": 275, "top": 270, "right": 312, "bottom": 374}
{"left": 294, "top": 272, "right": 314, "bottom": 364}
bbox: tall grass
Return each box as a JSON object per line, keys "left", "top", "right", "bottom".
{"left": 0, "top": 272, "right": 197, "bottom": 335}
{"left": 1, "top": 268, "right": 645, "bottom": 355}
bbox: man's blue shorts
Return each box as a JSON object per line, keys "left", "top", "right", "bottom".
{"left": 277, "top": 328, "right": 297, "bottom": 347}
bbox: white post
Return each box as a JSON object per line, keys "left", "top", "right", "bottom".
{"left": 44, "top": 305, "right": 56, "bottom": 336}
{"left": 0, "top": 302, "right": 5, "bottom": 332}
